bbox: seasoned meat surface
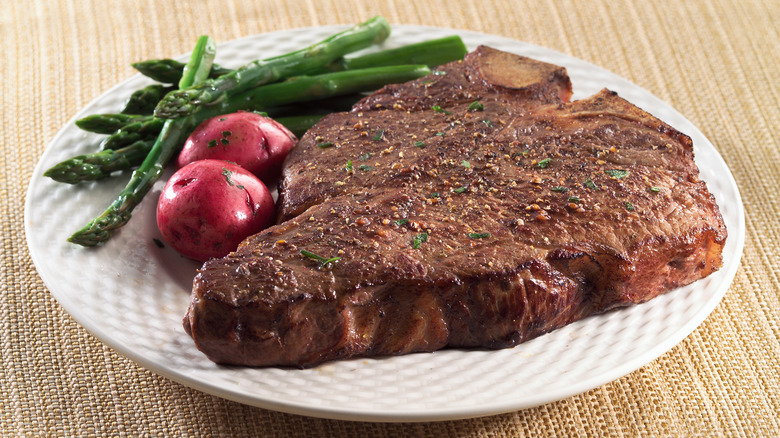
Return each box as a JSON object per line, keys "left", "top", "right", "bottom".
{"left": 183, "top": 46, "right": 726, "bottom": 367}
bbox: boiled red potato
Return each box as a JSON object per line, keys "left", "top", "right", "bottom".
{"left": 156, "top": 160, "right": 275, "bottom": 262}
{"left": 176, "top": 111, "right": 297, "bottom": 182}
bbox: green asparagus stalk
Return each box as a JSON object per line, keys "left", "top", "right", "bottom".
{"left": 73, "top": 93, "right": 355, "bottom": 140}
{"left": 75, "top": 92, "right": 362, "bottom": 137}
{"left": 154, "top": 16, "right": 391, "bottom": 119}
{"left": 64, "top": 59, "right": 426, "bottom": 174}
{"left": 93, "top": 62, "right": 424, "bottom": 152}
{"left": 132, "top": 35, "right": 466, "bottom": 85}
{"left": 121, "top": 84, "right": 175, "bottom": 115}
{"left": 68, "top": 35, "right": 217, "bottom": 247}
{"left": 235, "top": 64, "right": 430, "bottom": 110}
{"left": 75, "top": 114, "right": 152, "bottom": 134}
{"left": 334, "top": 35, "right": 466, "bottom": 71}
{"left": 100, "top": 117, "right": 165, "bottom": 150}
{"left": 44, "top": 140, "right": 155, "bottom": 184}
{"left": 48, "top": 112, "right": 326, "bottom": 183}
{"left": 131, "top": 59, "right": 232, "bottom": 84}
{"left": 49, "top": 113, "right": 324, "bottom": 184}
{"left": 178, "top": 39, "right": 218, "bottom": 87}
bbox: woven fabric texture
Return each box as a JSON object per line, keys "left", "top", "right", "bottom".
{"left": 2, "top": 0, "right": 778, "bottom": 436}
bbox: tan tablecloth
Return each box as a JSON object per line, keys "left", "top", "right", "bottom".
{"left": 3, "top": 0, "right": 778, "bottom": 435}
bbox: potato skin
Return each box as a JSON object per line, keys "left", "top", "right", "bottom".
{"left": 176, "top": 111, "right": 297, "bottom": 183}
{"left": 156, "top": 160, "right": 275, "bottom": 262}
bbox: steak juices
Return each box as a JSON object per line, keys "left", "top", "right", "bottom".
{"left": 183, "top": 47, "right": 726, "bottom": 367}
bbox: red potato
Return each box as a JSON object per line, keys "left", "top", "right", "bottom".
{"left": 176, "top": 111, "right": 297, "bottom": 182}
{"left": 156, "top": 160, "right": 275, "bottom": 262}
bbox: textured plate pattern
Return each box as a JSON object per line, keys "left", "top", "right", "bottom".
{"left": 24, "top": 26, "right": 744, "bottom": 422}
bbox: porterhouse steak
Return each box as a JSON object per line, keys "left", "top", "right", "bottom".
{"left": 183, "top": 46, "right": 727, "bottom": 367}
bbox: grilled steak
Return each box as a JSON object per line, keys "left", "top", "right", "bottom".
{"left": 183, "top": 46, "right": 727, "bottom": 368}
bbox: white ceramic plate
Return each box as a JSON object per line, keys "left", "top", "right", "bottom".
{"left": 25, "top": 25, "right": 744, "bottom": 422}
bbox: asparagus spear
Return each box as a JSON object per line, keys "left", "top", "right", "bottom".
{"left": 132, "top": 35, "right": 466, "bottom": 84}
{"left": 72, "top": 92, "right": 358, "bottom": 139}
{"left": 68, "top": 35, "right": 217, "bottom": 246}
{"left": 75, "top": 92, "right": 361, "bottom": 139}
{"left": 82, "top": 63, "right": 420, "bottom": 153}
{"left": 56, "top": 65, "right": 428, "bottom": 189}
{"left": 154, "top": 16, "right": 391, "bottom": 119}
{"left": 234, "top": 64, "right": 430, "bottom": 110}
{"left": 61, "top": 63, "right": 423, "bottom": 185}
{"left": 43, "top": 114, "right": 324, "bottom": 185}
{"left": 100, "top": 117, "right": 165, "bottom": 150}
{"left": 131, "top": 59, "right": 232, "bottom": 84}
{"left": 335, "top": 35, "right": 466, "bottom": 71}
{"left": 75, "top": 114, "right": 152, "bottom": 134}
{"left": 44, "top": 140, "right": 155, "bottom": 184}
{"left": 121, "top": 84, "right": 175, "bottom": 115}
{"left": 48, "top": 112, "right": 326, "bottom": 183}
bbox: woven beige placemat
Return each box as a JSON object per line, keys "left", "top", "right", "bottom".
{"left": 2, "top": 0, "right": 778, "bottom": 436}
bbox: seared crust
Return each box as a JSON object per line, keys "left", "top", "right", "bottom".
{"left": 184, "top": 46, "right": 726, "bottom": 367}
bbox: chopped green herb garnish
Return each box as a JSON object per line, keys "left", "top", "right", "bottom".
{"left": 300, "top": 249, "right": 341, "bottom": 267}
{"left": 482, "top": 119, "right": 493, "bottom": 127}
{"left": 372, "top": 129, "right": 384, "bottom": 141}
{"left": 207, "top": 139, "right": 218, "bottom": 148}
{"left": 568, "top": 196, "right": 581, "bottom": 203}
{"left": 584, "top": 178, "right": 598, "bottom": 190}
{"left": 430, "top": 192, "right": 440, "bottom": 198}
{"left": 454, "top": 186, "right": 467, "bottom": 193}
{"left": 218, "top": 117, "right": 227, "bottom": 121}
{"left": 462, "top": 160, "right": 471, "bottom": 169}
{"left": 468, "top": 100, "right": 484, "bottom": 111}
{"left": 359, "top": 152, "right": 372, "bottom": 161}
{"left": 221, "top": 168, "right": 243, "bottom": 189}
{"left": 537, "top": 158, "right": 552, "bottom": 168}
{"left": 551, "top": 186, "right": 569, "bottom": 192}
{"left": 468, "top": 232, "right": 491, "bottom": 239}
{"left": 220, "top": 138, "right": 230, "bottom": 145}
{"left": 436, "top": 131, "right": 446, "bottom": 136}
{"left": 414, "top": 141, "right": 425, "bottom": 148}
{"left": 650, "top": 186, "right": 661, "bottom": 193}
{"left": 222, "top": 168, "right": 234, "bottom": 185}
{"left": 605, "top": 169, "right": 629, "bottom": 179}
{"left": 222, "top": 130, "right": 232, "bottom": 138}
{"left": 345, "top": 160, "right": 353, "bottom": 171}
{"left": 316, "top": 141, "right": 334, "bottom": 148}
{"left": 412, "top": 232, "right": 428, "bottom": 249}
{"left": 394, "top": 219, "right": 409, "bottom": 226}
{"left": 432, "top": 105, "right": 452, "bottom": 115}
{"left": 358, "top": 164, "right": 373, "bottom": 171}
{"left": 624, "top": 201, "right": 635, "bottom": 211}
